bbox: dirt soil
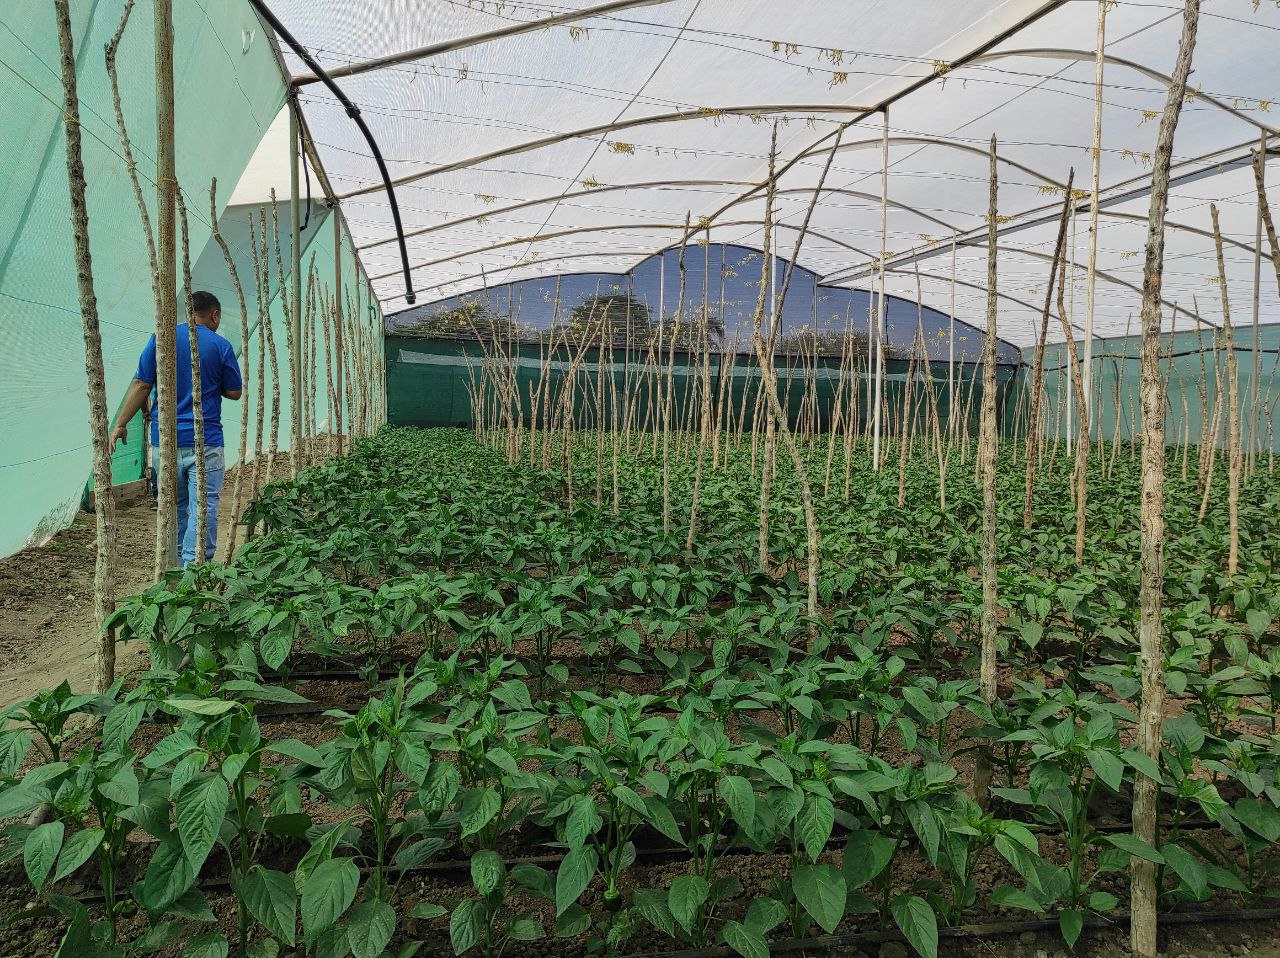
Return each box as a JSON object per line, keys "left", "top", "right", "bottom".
{"left": 0, "top": 445, "right": 322, "bottom": 709}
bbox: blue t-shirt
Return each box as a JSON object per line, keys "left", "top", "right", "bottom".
{"left": 135, "top": 323, "right": 242, "bottom": 448}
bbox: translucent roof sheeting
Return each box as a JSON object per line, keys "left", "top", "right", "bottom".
{"left": 258, "top": 0, "right": 1280, "bottom": 347}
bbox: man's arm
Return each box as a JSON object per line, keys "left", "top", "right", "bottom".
{"left": 110, "top": 379, "right": 153, "bottom": 452}
{"left": 221, "top": 341, "right": 243, "bottom": 402}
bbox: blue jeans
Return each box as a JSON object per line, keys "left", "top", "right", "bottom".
{"left": 176, "top": 446, "right": 225, "bottom": 566}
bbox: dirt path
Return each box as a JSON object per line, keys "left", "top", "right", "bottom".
{"left": 0, "top": 443, "right": 333, "bottom": 709}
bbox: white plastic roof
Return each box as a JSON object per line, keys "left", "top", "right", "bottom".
{"left": 253, "top": 0, "right": 1280, "bottom": 348}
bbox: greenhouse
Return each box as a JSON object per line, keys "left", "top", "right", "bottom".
{"left": 0, "top": 0, "right": 1278, "bottom": 956}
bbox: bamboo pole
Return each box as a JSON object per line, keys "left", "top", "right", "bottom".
{"left": 153, "top": 0, "right": 178, "bottom": 573}
{"left": 973, "top": 134, "right": 1001, "bottom": 807}
{"left": 1132, "top": 4, "right": 1200, "bottom": 953}
{"left": 1023, "top": 175, "right": 1074, "bottom": 528}
{"left": 1210, "top": 204, "right": 1241, "bottom": 576}
{"left": 55, "top": 0, "right": 117, "bottom": 690}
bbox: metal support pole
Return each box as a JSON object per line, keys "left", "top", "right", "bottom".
{"left": 334, "top": 202, "right": 345, "bottom": 453}
{"left": 289, "top": 96, "right": 304, "bottom": 467}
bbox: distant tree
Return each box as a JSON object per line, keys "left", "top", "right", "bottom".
{"left": 654, "top": 310, "right": 726, "bottom": 351}
{"left": 398, "top": 299, "right": 524, "bottom": 343}
{"left": 772, "top": 327, "right": 884, "bottom": 358}
{"left": 555, "top": 292, "right": 653, "bottom": 346}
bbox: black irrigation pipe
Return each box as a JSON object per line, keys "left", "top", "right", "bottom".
{"left": 628, "top": 908, "right": 1280, "bottom": 958}
{"left": 72, "top": 813, "right": 1242, "bottom": 911}
{"left": 246, "top": 0, "right": 416, "bottom": 305}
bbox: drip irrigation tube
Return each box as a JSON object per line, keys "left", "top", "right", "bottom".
{"left": 629, "top": 908, "right": 1280, "bottom": 958}
{"left": 246, "top": 0, "right": 416, "bottom": 305}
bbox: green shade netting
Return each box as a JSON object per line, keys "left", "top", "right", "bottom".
{"left": 1019, "top": 323, "right": 1280, "bottom": 453}
{"left": 0, "top": 0, "right": 284, "bottom": 556}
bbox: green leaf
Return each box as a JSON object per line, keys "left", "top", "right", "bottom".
{"left": 721, "top": 920, "right": 768, "bottom": 958}
{"left": 1058, "top": 908, "right": 1084, "bottom": 948}
{"left": 471, "top": 850, "right": 503, "bottom": 896}
{"left": 891, "top": 894, "right": 938, "bottom": 958}
{"left": 843, "top": 830, "right": 895, "bottom": 888}
{"left": 410, "top": 903, "right": 447, "bottom": 921}
{"left": 163, "top": 698, "right": 238, "bottom": 716}
{"left": 244, "top": 867, "right": 297, "bottom": 946}
{"left": 24, "top": 822, "right": 64, "bottom": 891}
{"left": 555, "top": 846, "right": 597, "bottom": 917}
{"left": 506, "top": 917, "right": 543, "bottom": 942}
{"left": 347, "top": 900, "right": 396, "bottom": 958}
{"left": 643, "top": 795, "right": 683, "bottom": 844}
{"left": 1246, "top": 608, "right": 1271, "bottom": 638}
{"left": 103, "top": 702, "right": 145, "bottom": 753}
{"left": 459, "top": 788, "right": 501, "bottom": 840}
{"left": 669, "top": 874, "right": 710, "bottom": 935}
{"left": 1121, "top": 749, "right": 1164, "bottom": 786}
{"left": 1085, "top": 749, "right": 1124, "bottom": 792}
{"left": 759, "top": 758, "right": 793, "bottom": 788}
{"left": 1234, "top": 798, "right": 1280, "bottom": 842}
{"left": 990, "top": 885, "right": 1042, "bottom": 912}
{"left": 1161, "top": 844, "right": 1208, "bottom": 899}
{"left": 267, "top": 739, "right": 326, "bottom": 767}
{"left": 793, "top": 863, "right": 845, "bottom": 934}
{"left": 301, "top": 858, "right": 360, "bottom": 946}
{"left": 718, "top": 776, "right": 756, "bottom": 833}
{"left": 177, "top": 774, "right": 229, "bottom": 870}
{"left": 1088, "top": 891, "right": 1118, "bottom": 912}
{"left": 554, "top": 903, "right": 591, "bottom": 937}
{"left": 135, "top": 920, "right": 185, "bottom": 954}
{"left": 52, "top": 827, "right": 102, "bottom": 884}
{"left": 799, "top": 795, "right": 835, "bottom": 863}
{"left": 744, "top": 896, "right": 787, "bottom": 935}
{"left": 449, "top": 899, "right": 480, "bottom": 955}
{"left": 183, "top": 932, "right": 229, "bottom": 958}
{"left": 1101, "top": 833, "right": 1164, "bottom": 864}
{"left": 610, "top": 785, "right": 648, "bottom": 817}
{"left": 633, "top": 888, "right": 675, "bottom": 937}
{"left": 140, "top": 836, "right": 196, "bottom": 914}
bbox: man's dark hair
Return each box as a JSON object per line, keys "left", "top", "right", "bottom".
{"left": 189, "top": 290, "right": 221, "bottom": 317}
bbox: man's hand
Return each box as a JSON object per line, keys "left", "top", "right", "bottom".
{"left": 110, "top": 423, "right": 128, "bottom": 453}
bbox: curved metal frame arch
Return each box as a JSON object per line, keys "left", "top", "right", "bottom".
{"left": 367, "top": 219, "right": 876, "bottom": 283}
{"left": 969, "top": 48, "right": 1278, "bottom": 137}
{"left": 338, "top": 104, "right": 872, "bottom": 199}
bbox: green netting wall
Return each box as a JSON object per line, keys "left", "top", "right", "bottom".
{"left": 0, "top": 0, "right": 283, "bottom": 555}
{"left": 194, "top": 203, "right": 383, "bottom": 472}
{"left": 386, "top": 336, "right": 1019, "bottom": 435}
{"left": 1018, "top": 324, "right": 1280, "bottom": 452}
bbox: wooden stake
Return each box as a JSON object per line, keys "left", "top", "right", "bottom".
{"left": 176, "top": 192, "right": 207, "bottom": 565}
{"left": 1210, "top": 204, "right": 1241, "bottom": 576}
{"left": 1131, "top": 4, "right": 1200, "bottom": 954}
{"left": 153, "top": 0, "right": 179, "bottom": 573}
{"left": 56, "top": 0, "right": 117, "bottom": 690}
{"left": 973, "top": 134, "right": 1001, "bottom": 807}
{"left": 1023, "top": 174, "right": 1074, "bottom": 528}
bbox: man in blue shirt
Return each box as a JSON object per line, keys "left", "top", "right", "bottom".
{"left": 111, "top": 291, "right": 243, "bottom": 566}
